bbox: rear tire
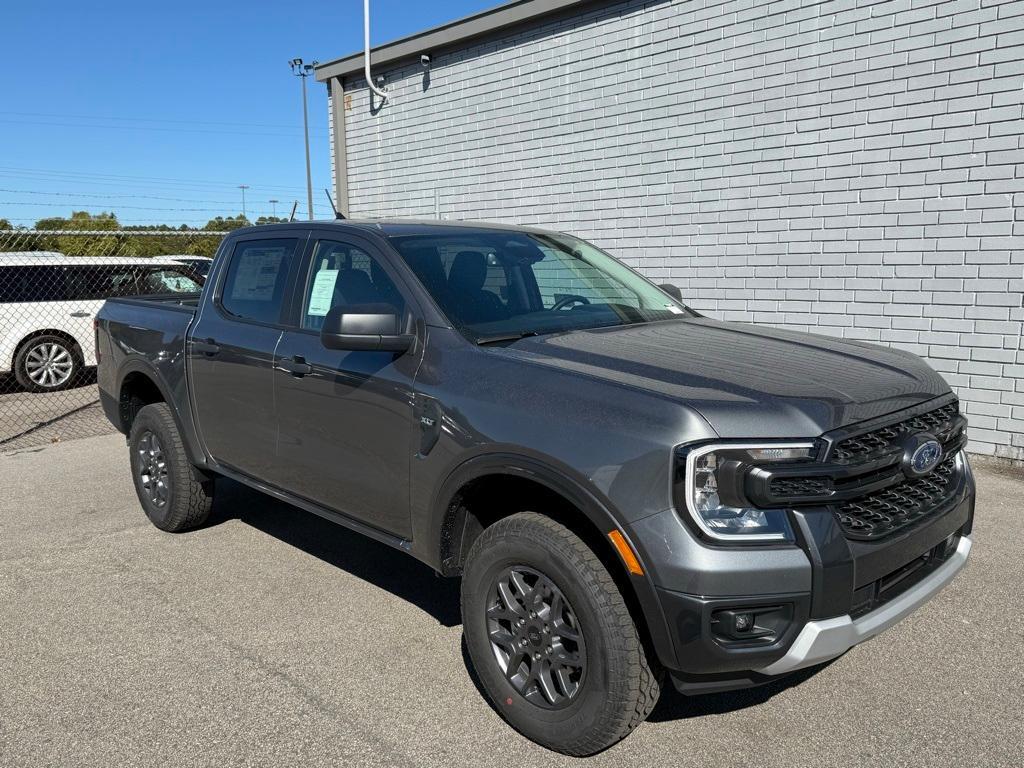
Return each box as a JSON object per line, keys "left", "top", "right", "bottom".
{"left": 14, "top": 334, "right": 81, "bottom": 392}
{"left": 128, "top": 402, "right": 213, "bottom": 532}
{"left": 461, "top": 512, "right": 661, "bottom": 756}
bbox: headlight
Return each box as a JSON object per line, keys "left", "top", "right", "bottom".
{"left": 680, "top": 442, "right": 817, "bottom": 543}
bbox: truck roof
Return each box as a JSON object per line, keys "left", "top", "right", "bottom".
{"left": 226, "top": 218, "right": 561, "bottom": 239}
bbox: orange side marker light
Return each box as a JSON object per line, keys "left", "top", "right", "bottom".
{"left": 608, "top": 530, "right": 644, "bottom": 576}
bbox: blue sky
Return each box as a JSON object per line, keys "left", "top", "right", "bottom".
{"left": 0, "top": 0, "right": 494, "bottom": 228}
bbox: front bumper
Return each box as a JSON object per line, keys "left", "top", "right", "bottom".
{"left": 757, "top": 534, "right": 971, "bottom": 675}
{"left": 630, "top": 455, "right": 975, "bottom": 691}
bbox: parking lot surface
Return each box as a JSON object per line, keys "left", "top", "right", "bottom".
{"left": 0, "top": 378, "right": 114, "bottom": 451}
{"left": 1, "top": 433, "right": 1021, "bottom": 767}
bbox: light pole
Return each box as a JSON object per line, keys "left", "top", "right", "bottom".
{"left": 290, "top": 57, "right": 318, "bottom": 221}
{"left": 269, "top": 199, "right": 279, "bottom": 219}
{"left": 238, "top": 185, "right": 250, "bottom": 220}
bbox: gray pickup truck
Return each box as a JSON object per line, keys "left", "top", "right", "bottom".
{"left": 96, "top": 219, "right": 974, "bottom": 755}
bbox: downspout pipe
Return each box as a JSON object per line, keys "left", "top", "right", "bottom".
{"left": 364, "top": 0, "right": 389, "bottom": 102}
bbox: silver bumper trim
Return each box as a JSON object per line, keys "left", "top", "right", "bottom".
{"left": 758, "top": 535, "right": 972, "bottom": 676}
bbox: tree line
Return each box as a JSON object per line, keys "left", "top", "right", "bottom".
{"left": 0, "top": 211, "right": 288, "bottom": 258}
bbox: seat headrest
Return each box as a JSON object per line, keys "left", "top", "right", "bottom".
{"left": 449, "top": 251, "right": 488, "bottom": 293}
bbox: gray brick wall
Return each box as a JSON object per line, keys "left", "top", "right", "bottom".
{"left": 336, "top": 0, "right": 1024, "bottom": 460}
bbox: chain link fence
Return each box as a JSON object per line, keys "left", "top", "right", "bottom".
{"left": 0, "top": 230, "right": 225, "bottom": 451}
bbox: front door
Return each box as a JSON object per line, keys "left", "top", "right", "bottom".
{"left": 270, "top": 233, "right": 422, "bottom": 538}
{"left": 189, "top": 235, "right": 304, "bottom": 477}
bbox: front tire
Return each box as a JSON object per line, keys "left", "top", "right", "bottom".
{"left": 14, "top": 334, "right": 81, "bottom": 392}
{"left": 128, "top": 402, "right": 214, "bottom": 531}
{"left": 461, "top": 512, "right": 661, "bottom": 756}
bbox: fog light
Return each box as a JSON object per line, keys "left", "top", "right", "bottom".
{"left": 711, "top": 605, "right": 793, "bottom": 645}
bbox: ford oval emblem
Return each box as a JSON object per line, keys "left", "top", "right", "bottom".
{"left": 903, "top": 435, "right": 943, "bottom": 477}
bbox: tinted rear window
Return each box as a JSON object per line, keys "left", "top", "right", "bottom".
{"left": 0, "top": 266, "right": 69, "bottom": 303}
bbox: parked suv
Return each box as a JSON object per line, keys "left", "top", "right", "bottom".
{"left": 95, "top": 220, "right": 974, "bottom": 755}
{"left": 0, "top": 253, "right": 202, "bottom": 391}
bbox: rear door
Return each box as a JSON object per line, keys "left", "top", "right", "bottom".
{"left": 68, "top": 265, "right": 148, "bottom": 365}
{"left": 0, "top": 265, "right": 80, "bottom": 371}
{"left": 188, "top": 234, "right": 304, "bottom": 477}
{"left": 269, "top": 231, "right": 423, "bottom": 537}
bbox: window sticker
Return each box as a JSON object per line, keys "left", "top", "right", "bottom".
{"left": 231, "top": 249, "right": 284, "bottom": 301}
{"left": 307, "top": 268, "right": 339, "bottom": 317}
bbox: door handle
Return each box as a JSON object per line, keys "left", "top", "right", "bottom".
{"left": 192, "top": 338, "right": 221, "bottom": 355}
{"left": 278, "top": 356, "right": 313, "bottom": 377}
{"left": 69, "top": 311, "right": 92, "bottom": 318}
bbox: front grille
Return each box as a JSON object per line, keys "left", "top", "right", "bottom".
{"left": 834, "top": 452, "right": 959, "bottom": 540}
{"left": 832, "top": 401, "right": 960, "bottom": 463}
{"left": 770, "top": 476, "right": 833, "bottom": 498}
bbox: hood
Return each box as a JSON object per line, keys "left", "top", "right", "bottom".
{"left": 491, "top": 318, "right": 951, "bottom": 438}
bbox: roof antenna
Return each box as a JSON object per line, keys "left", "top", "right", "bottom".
{"left": 325, "top": 188, "right": 344, "bottom": 219}
{"left": 288, "top": 201, "right": 298, "bottom": 222}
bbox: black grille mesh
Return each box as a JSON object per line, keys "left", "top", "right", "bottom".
{"left": 834, "top": 453, "right": 959, "bottom": 540}
{"left": 769, "top": 476, "right": 833, "bottom": 497}
{"left": 831, "top": 402, "right": 960, "bottom": 462}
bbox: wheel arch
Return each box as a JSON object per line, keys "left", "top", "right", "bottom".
{"left": 429, "top": 453, "right": 679, "bottom": 669}
{"left": 12, "top": 328, "right": 84, "bottom": 366}
{"left": 113, "top": 359, "right": 207, "bottom": 468}
{"left": 117, "top": 365, "right": 168, "bottom": 433}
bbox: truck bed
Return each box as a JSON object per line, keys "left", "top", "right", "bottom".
{"left": 95, "top": 293, "right": 200, "bottom": 436}
{"left": 105, "top": 292, "right": 202, "bottom": 312}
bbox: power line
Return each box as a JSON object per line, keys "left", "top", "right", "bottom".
{"left": 0, "top": 187, "right": 249, "bottom": 205}
{"left": 0, "top": 216, "right": 236, "bottom": 226}
{"left": 0, "top": 165, "right": 312, "bottom": 194}
{"left": 0, "top": 110, "right": 328, "bottom": 132}
{"left": 0, "top": 200, "right": 284, "bottom": 214}
{"left": 0, "top": 117, "right": 327, "bottom": 139}
{"left": 0, "top": 172, "right": 299, "bottom": 198}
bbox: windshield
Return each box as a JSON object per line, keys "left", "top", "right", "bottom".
{"left": 389, "top": 230, "right": 693, "bottom": 341}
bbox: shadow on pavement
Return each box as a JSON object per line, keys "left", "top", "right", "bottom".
{"left": 205, "top": 479, "right": 462, "bottom": 627}
{"left": 207, "top": 479, "right": 832, "bottom": 725}
{"left": 647, "top": 662, "right": 830, "bottom": 722}
{"left": 460, "top": 627, "right": 833, "bottom": 729}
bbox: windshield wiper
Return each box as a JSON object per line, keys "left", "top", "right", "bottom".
{"left": 475, "top": 331, "right": 540, "bottom": 345}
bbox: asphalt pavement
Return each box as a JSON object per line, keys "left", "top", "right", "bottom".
{"left": 0, "top": 376, "right": 114, "bottom": 451}
{"left": 1, "top": 433, "right": 1021, "bottom": 767}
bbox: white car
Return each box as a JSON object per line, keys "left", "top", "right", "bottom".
{"left": 0, "top": 252, "right": 203, "bottom": 392}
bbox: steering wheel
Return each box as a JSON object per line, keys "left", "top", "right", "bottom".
{"left": 551, "top": 294, "right": 591, "bottom": 311}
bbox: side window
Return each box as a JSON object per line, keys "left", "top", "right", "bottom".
{"left": 69, "top": 266, "right": 141, "bottom": 300}
{"left": 0, "top": 266, "right": 69, "bottom": 302}
{"left": 0, "top": 268, "right": 13, "bottom": 302}
{"left": 300, "top": 240, "right": 405, "bottom": 331}
{"left": 140, "top": 268, "right": 202, "bottom": 294}
{"left": 219, "top": 239, "right": 299, "bottom": 324}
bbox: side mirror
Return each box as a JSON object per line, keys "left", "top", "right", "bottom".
{"left": 320, "top": 303, "right": 414, "bottom": 353}
{"left": 658, "top": 283, "right": 683, "bottom": 301}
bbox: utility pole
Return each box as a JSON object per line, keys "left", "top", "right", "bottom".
{"left": 290, "top": 57, "right": 318, "bottom": 220}
{"left": 238, "top": 185, "right": 250, "bottom": 220}
{"left": 269, "top": 199, "right": 279, "bottom": 219}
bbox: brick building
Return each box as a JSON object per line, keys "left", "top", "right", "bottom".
{"left": 314, "top": 0, "right": 1024, "bottom": 460}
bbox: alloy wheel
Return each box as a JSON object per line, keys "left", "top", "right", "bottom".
{"left": 486, "top": 566, "right": 587, "bottom": 709}
{"left": 137, "top": 431, "right": 169, "bottom": 508}
{"left": 24, "top": 342, "right": 74, "bottom": 388}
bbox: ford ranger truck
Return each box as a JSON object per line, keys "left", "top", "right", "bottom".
{"left": 96, "top": 220, "right": 974, "bottom": 755}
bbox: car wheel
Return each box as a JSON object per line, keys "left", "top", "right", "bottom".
{"left": 128, "top": 402, "right": 214, "bottom": 532}
{"left": 461, "top": 512, "right": 661, "bottom": 756}
{"left": 14, "top": 334, "right": 81, "bottom": 392}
